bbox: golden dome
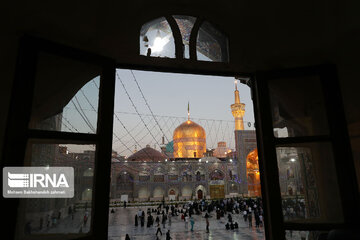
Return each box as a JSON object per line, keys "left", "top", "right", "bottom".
{"left": 173, "top": 120, "right": 206, "bottom": 158}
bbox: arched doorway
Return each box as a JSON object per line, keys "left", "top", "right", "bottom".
{"left": 82, "top": 188, "right": 92, "bottom": 201}
{"left": 197, "top": 189, "right": 203, "bottom": 199}
{"left": 209, "top": 169, "right": 225, "bottom": 199}
{"left": 169, "top": 189, "right": 176, "bottom": 200}
{"left": 247, "top": 148, "right": 261, "bottom": 197}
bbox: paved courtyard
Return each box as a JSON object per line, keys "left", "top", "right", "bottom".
{"left": 108, "top": 207, "right": 265, "bottom": 240}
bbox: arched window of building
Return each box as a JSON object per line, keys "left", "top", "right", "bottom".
{"left": 182, "top": 169, "right": 192, "bottom": 182}
{"left": 154, "top": 166, "right": 165, "bottom": 182}
{"left": 139, "top": 169, "right": 150, "bottom": 182}
{"left": 168, "top": 166, "right": 179, "bottom": 181}
{"left": 196, "top": 21, "right": 228, "bottom": 62}
{"left": 195, "top": 169, "right": 205, "bottom": 181}
{"left": 140, "top": 17, "right": 176, "bottom": 58}
{"left": 140, "top": 16, "right": 228, "bottom": 62}
{"left": 173, "top": 15, "right": 196, "bottom": 59}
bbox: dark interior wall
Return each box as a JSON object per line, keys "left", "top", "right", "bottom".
{"left": 1, "top": 0, "right": 360, "bottom": 185}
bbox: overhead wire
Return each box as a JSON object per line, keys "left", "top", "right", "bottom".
{"left": 130, "top": 70, "right": 170, "bottom": 143}
{"left": 71, "top": 98, "right": 96, "bottom": 133}
{"left": 93, "top": 79, "right": 155, "bottom": 160}
{"left": 116, "top": 71, "right": 162, "bottom": 150}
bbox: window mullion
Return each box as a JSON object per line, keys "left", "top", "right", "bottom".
{"left": 165, "top": 15, "right": 184, "bottom": 59}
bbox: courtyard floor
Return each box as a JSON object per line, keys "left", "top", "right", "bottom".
{"left": 108, "top": 207, "right": 265, "bottom": 240}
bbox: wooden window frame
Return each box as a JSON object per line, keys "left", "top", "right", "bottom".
{"left": 1, "top": 36, "right": 116, "bottom": 240}
{"left": 4, "top": 37, "right": 357, "bottom": 240}
{"left": 252, "top": 64, "right": 360, "bottom": 239}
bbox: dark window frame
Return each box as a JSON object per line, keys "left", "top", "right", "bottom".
{"left": 252, "top": 64, "right": 360, "bottom": 239}
{"left": 1, "top": 35, "right": 116, "bottom": 240}
{"left": 2, "top": 36, "right": 357, "bottom": 240}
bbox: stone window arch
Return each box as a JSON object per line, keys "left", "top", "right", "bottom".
{"left": 195, "top": 168, "right": 206, "bottom": 181}
{"left": 140, "top": 16, "right": 228, "bottom": 62}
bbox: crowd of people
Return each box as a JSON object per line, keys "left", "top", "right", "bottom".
{"left": 24, "top": 205, "right": 83, "bottom": 234}
{"left": 115, "top": 197, "right": 265, "bottom": 239}
{"left": 282, "top": 198, "right": 306, "bottom": 220}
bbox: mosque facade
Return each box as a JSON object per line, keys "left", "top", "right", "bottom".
{"left": 109, "top": 83, "right": 262, "bottom": 202}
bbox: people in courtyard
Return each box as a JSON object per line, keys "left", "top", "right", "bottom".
{"left": 206, "top": 217, "right": 209, "bottom": 233}
{"left": 162, "top": 213, "right": 167, "bottom": 228}
{"left": 168, "top": 213, "right": 172, "bottom": 226}
{"left": 83, "top": 212, "right": 88, "bottom": 227}
{"left": 61, "top": 197, "right": 269, "bottom": 238}
{"left": 155, "top": 216, "right": 160, "bottom": 224}
{"left": 184, "top": 214, "right": 189, "bottom": 229}
{"left": 190, "top": 216, "right": 194, "bottom": 231}
{"left": 155, "top": 222, "right": 162, "bottom": 236}
{"left": 166, "top": 230, "right": 172, "bottom": 240}
{"left": 140, "top": 214, "right": 144, "bottom": 227}
{"left": 125, "top": 234, "right": 130, "bottom": 240}
{"left": 248, "top": 211, "right": 252, "bottom": 228}
{"left": 147, "top": 214, "right": 151, "bottom": 227}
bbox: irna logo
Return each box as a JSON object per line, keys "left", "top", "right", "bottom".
{"left": 8, "top": 172, "right": 69, "bottom": 188}
{"left": 3, "top": 167, "right": 74, "bottom": 198}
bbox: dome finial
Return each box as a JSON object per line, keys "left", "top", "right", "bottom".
{"left": 187, "top": 101, "right": 190, "bottom": 121}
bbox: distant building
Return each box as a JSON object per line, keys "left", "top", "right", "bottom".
{"left": 110, "top": 115, "right": 239, "bottom": 201}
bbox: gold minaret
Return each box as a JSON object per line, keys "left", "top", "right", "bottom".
{"left": 231, "top": 80, "right": 245, "bottom": 130}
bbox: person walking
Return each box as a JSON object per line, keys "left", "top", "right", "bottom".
{"left": 206, "top": 217, "right": 209, "bottom": 233}
{"left": 168, "top": 213, "right": 172, "bottom": 226}
{"left": 184, "top": 215, "right": 189, "bottom": 229}
{"left": 190, "top": 216, "right": 195, "bottom": 231}
{"left": 162, "top": 214, "right": 167, "bottom": 229}
{"left": 255, "top": 213, "right": 260, "bottom": 228}
{"left": 300, "top": 231, "right": 307, "bottom": 240}
{"left": 248, "top": 212, "right": 252, "bottom": 228}
{"left": 155, "top": 216, "right": 160, "bottom": 225}
{"left": 135, "top": 214, "right": 138, "bottom": 227}
{"left": 155, "top": 223, "right": 162, "bottom": 236}
{"left": 243, "top": 210, "right": 247, "bottom": 222}
{"left": 147, "top": 214, "right": 151, "bottom": 227}
{"left": 125, "top": 234, "right": 130, "bottom": 240}
{"left": 83, "top": 213, "right": 88, "bottom": 227}
{"left": 166, "top": 230, "right": 172, "bottom": 240}
{"left": 140, "top": 215, "right": 144, "bottom": 227}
